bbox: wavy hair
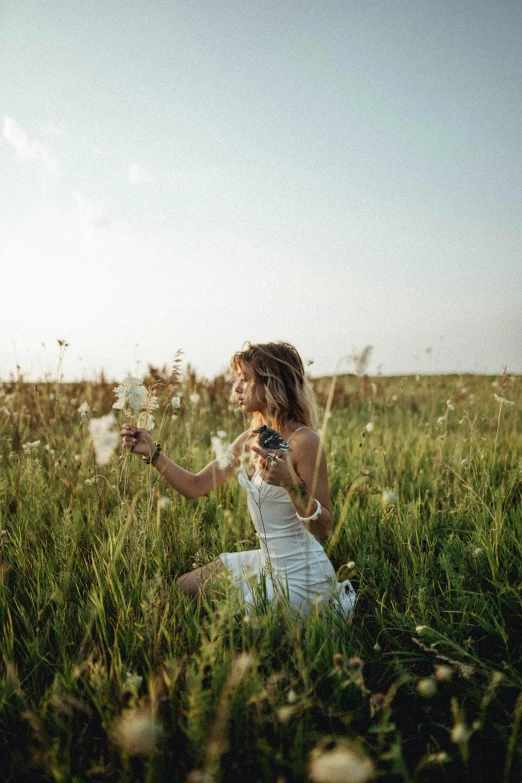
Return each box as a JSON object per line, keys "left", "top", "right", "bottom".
{"left": 230, "top": 341, "right": 318, "bottom": 431}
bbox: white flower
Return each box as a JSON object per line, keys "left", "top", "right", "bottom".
{"left": 491, "top": 380, "right": 499, "bottom": 388}
{"left": 461, "top": 458, "right": 469, "bottom": 467}
{"left": 381, "top": 489, "right": 397, "bottom": 506}
{"left": 446, "top": 398, "right": 455, "bottom": 411}
{"left": 88, "top": 414, "right": 120, "bottom": 465}
{"left": 437, "top": 416, "right": 447, "bottom": 425}
{"left": 158, "top": 496, "right": 171, "bottom": 509}
{"left": 189, "top": 392, "right": 201, "bottom": 405}
{"left": 493, "top": 394, "right": 515, "bottom": 406}
{"left": 473, "top": 547, "right": 484, "bottom": 557}
{"left": 211, "top": 436, "right": 235, "bottom": 469}
{"left": 171, "top": 396, "right": 181, "bottom": 408}
{"left": 364, "top": 422, "right": 373, "bottom": 432}
{"left": 113, "top": 377, "right": 147, "bottom": 412}
{"left": 123, "top": 670, "right": 143, "bottom": 692}
{"left": 308, "top": 739, "right": 374, "bottom": 783}
{"left": 451, "top": 722, "right": 472, "bottom": 744}
{"left": 417, "top": 678, "right": 437, "bottom": 697}
{"left": 111, "top": 708, "right": 162, "bottom": 756}
{"left": 136, "top": 411, "right": 155, "bottom": 430}
{"left": 78, "top": 401, "right": 90, "bottom": 416}
{"left": 22, "top": 440, "right": 41, "bottom": 452}
{"left": 217, "top": 430, "right": 227, "bottom": 439}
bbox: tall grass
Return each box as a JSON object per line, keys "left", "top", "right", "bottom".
{"left": 0, "top": 369, "right": 520, "bottom": 781}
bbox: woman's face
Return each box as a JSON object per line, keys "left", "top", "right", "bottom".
{"left": 232, "top": 362, "right": 267, "bottom": 415}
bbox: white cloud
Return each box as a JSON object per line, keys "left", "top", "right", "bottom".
{"left": 72, "top": 191, "right": 130, "bottom": 236}
{"left": 3, "top": 116, "right": 60, "bottom": 175}
{"left": 127, "top": 162, "right": 155, "bottom": 186}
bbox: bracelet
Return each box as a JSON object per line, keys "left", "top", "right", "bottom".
{"left": 143, "top": 442, "right": 161, "bottom": 464}
{"left": 296, "top": 498, "right": 322, "bottom": 523}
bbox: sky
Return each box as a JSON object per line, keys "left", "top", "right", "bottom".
{"left": 1, "top": 0, "right": 521, "bottom": 381}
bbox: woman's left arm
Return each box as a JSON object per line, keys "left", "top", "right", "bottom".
{"left": 252, "top": 430, "right": 333, "bottom": 541}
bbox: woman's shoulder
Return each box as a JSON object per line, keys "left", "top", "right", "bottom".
{"left": 287, "top": 426, "right": 321, "bottom": 450}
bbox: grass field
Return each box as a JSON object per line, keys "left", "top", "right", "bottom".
{"left": 0, "top": 366, "right": 521, "bottom": 782}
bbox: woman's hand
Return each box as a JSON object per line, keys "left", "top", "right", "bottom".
{"left": 251, "top": 444, "right": 298, "bottom": 490}
{"left": 121, "top": 424, "right": 156, "bottom": 459}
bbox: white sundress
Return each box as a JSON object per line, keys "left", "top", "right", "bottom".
{"left": 219, "top": 428, "right": 355, "bottom": 617}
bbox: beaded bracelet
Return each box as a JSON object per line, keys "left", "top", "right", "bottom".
{"left": 143, "top": 442, "right": 161, "bottom": 464}
{"left": 296, "top": 498, "right": 322, "bottom": 523}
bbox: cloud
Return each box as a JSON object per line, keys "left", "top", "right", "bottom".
{"left": 127, "top": 162, "right": 155, "bottom": 186}
{"left": 72, "top": 191, "right": 130, "bottom": 236}
{"left": 3, "top": 116, "right": 60, "bottom": 175}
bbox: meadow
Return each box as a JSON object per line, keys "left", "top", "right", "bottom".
{"left": 0, "top": 364, "right": 521, "bottom": 782}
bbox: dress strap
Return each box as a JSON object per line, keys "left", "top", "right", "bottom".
{"left": 287, "top": 426, "right": 311, "bottom": 443}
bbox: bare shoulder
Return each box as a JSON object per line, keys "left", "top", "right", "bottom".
{"left": 288, "top": 427, "right": 322, "bottom": 456}
{"left": 231, "top": 429, "right": 252, "bottom": 454}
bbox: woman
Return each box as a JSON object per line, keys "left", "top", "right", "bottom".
{"left": 121, "top": 342, "right": 355, "bottom": 617}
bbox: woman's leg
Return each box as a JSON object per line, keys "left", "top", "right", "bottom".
{"left": 176, "top": 558, "right": 225, "bottom": 598}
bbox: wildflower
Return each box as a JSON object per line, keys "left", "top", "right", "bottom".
{"left": 308, "top": 738, "right": 374, "bottom": 783}
{"left": 491, "top": 380, "right": 499, "bottom": 388}
{"left": 287, "top": 689, "right": 298, "bottom": 704}
{"left": 346, "top": 561, "right": 356, "bottom": 570}
{"left": 217, "top": 430, "right": 227, "bottom": 439}
{"left": 493, "top": 393, "right": 515, "bottom": 406}
{"left": 437, "top": 416, "right": 447, "bottom": 425}
{"left": 113, "top": 377, "right": 147, "bottom": 412}
{"left": 461, "top": 458, "right": 468, "bottom": 466}
{"left": 364, "top": 422, "right": 373, "bottom": 432}
{"left": 333, "top": 653, "right": 344, "bottom": 669}
{"left": 446, "top": 398, "right": 455, "bottom": 411}
{"left": 158, "top": 496, "right": 171, "bottom": 510}
{"left": 211, "top": 436, "right": 235, "bottom": 469}
{"left": 22, "top": 440, "right": 41, "bottom": 452}
{"left": 435, "top": 665, "right": 453, "bottom": 682}
{"left": 348, "top": 657, "right": 363, "bottom": 670}
{"left": 417, "top": 678, "right": 437, "bottom": 697}
{"left": 137, "top": 411, "right": 155, "bottom": 430}
{"left": 78, "top": 401, "right": 90, "bottom": 416}
{"left": 171, "top": 396, "right": 181, "bottom": 408}
{"left": 451, "top": 722, "right": 472, "bottom": 744}
{"left": 473, "top": 547, "right": 484, "bottom": 558}
{"left": 370, "top": 692, "right": 385, "bottom": 711}
{"left": 123, "top": 670, "right": 143, "bottom": 692}
{"left": 381, "top": 489, "right": 397, "bottom": 506}
{"left": 189, "top": 392, "right": 201, "bottom": 405}
{"left": 88, "top": 414, "right": 120, "bottom": 465}
{"left": 112, "top": 707, "right": 162, "bottom": 756}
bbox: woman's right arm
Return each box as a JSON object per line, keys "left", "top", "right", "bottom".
{"left": 121, "top": 424, "right": 249, "bottom": 499}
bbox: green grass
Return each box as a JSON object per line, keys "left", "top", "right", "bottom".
{"left": 0, "top": 370, "right": 521, "bottom": 781}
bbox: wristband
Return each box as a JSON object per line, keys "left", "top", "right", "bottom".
{"left": 143, "top": 442, "right": 161, "bottom": 464}
{"left": 296, "top": 498, "right": 322, "bottom": 523}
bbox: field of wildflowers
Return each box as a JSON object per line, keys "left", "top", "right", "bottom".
{"left": 0, "top": 362, "right": 521, "bottom": 782}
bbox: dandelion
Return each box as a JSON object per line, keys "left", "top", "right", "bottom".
{"left": 308, "top": 738, "right": 374, "bottom": 783}
{"left": 88, "top": 414, "right": 120, "bottom": 465}
{"left": 78, "top": 401, "right": 90, "bottom": 416}
{"left": 22, "top": 440, "right": 41, "bottom": 453}
{"left": 364, "top": 422, "right": 373, "bottom": 432}
{"left": 189, "top": 392, "right": 201, "bottom": 405}
{"left": 493, "top": 393, "right": 515, "bottom": 406}
{"left": 112, "top": 707, "right": 162, "bottom": 756}
{"left": 113, "top": 377, "right": 147, "bottom": 412}
{"left": 381, "top": 489, "right": 397, "bottom": 506}
{"left": 171, "top": 396, "right": 181, "bottom": 408}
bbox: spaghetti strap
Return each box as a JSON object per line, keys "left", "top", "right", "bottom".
{"left": 287, "top": 426, "right": 311, "bottom": 443}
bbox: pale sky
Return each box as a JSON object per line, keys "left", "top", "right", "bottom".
{"left": 1, "top": 0, "right": 521, "bottom": 381}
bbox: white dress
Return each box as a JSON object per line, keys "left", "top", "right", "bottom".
{"left": 219, "top": 429, "right": 355, "bottom": 617}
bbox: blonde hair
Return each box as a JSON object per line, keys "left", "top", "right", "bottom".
{"left": 230, "top": 341, "right": 318, "bottom": 431}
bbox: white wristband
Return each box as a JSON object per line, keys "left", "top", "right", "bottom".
{"left": 296, "top": 498, "right": 322, "bottom": 523}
